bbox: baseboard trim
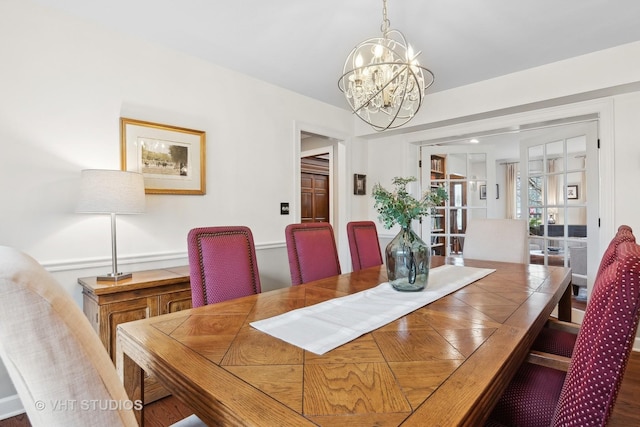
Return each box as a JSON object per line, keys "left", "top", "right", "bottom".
{"left": 0, "top": 394, "right": 24, "bottom": 421}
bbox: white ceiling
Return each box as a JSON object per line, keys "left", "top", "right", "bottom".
{"left": 32, "top": 0, "right": 640, "bottom": 110}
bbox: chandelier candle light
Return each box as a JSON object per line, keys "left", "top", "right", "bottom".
{"left": 339, "top": 0, "right": 434, "bottom": 131}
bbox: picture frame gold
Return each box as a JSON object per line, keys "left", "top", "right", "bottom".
{"left": 120, "top": 118, "right": 206, "bottom": 195}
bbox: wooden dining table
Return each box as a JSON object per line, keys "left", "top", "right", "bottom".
{"left": 117, "top": 256, "right": 572, "bottom": 426}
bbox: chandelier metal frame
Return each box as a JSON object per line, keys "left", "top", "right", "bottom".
{"left": 338, "top": 0, "right": 434, "bottom": 131}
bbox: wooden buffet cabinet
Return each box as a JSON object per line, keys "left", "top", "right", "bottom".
{"left": 78, "top": 266, "right": 192, "bottom": 403}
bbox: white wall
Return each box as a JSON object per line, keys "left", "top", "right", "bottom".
{"left": 0, "top": 0, "right": 355, "bottom": 287}
{"left": 0, "top": 0, "right": 356, "bottom": 414}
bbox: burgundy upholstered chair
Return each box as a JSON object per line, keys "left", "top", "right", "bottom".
{"left": 487, "top": 227, "right": 640, "bottom": 427}
{"left": 187, "top": 226, "right": 262, "bottom": 307}
{"left": 347, "top": 221, "right": 383, "bottom": 271}
{"left": 532, "top": 225, "right": 636, "bottom": 357}
{"left": 285, "top": 222, "right": 341, "bottom": 286}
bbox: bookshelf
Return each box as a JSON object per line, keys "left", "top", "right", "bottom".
{"left": 430, "top": 154, "right": 447, "bottom": 255}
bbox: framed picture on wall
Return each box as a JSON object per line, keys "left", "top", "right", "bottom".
{"left": 479, "top": 184, "right": 487, "bottom": 200}
{"left": 567, "top": 184, "right": 579, "bottom": 200}
{"left": 120, "top": 118, "right": 206, "bottom": 195}
{"left": 354, "top": 174, "right": 366, "bottom": 195}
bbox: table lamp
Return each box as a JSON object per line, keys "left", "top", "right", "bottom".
{"left": 76, "top": 169, "right": 146, "bottom": 281}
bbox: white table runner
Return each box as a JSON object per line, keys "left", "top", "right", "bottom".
{"left": 250, "top": 264, "right": 495, "bottom": 355}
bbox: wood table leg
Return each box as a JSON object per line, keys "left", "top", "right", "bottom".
{"left": 557, "top": 279, "right": 573, "bottom": 322}
{"left": 117, "top": 345, "right": 144, "bottom": 426}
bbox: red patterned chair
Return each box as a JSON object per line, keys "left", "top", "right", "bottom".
{"left": 347, "top": 221, "right": 383, "bottom": 271}
{"left": 532, "top": 225, "right": 636, "bottom": 358}
{"left": 187, "top": 226, "right": 262, "bottom": 307}
{"left": 487, "top": 226, "right": 640, "bottom": 426}
{"left": 285, "top": 222, "right": 341, "bottom": 285}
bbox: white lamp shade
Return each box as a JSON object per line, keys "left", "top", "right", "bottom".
{"left": 76, "top": 169, "right": 145, "bottom": 214}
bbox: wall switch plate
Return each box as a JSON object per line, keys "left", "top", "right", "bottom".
{"left": 280, "top": 202, "right": 289, "bottom": 215}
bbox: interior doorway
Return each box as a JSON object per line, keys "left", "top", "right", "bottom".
{"left": 296, "top": 126, "right": 350, "bottom": 270}
{"left": 420, "top": 146, "right": 494, "bottom": 257}
{"left": 300, "top": 155, "right": 329, "bottom": 223}
{"left": 300, "top": 131, "right": 336, "bottom": 225}
{"left": 419, "top": 117, "right": 599, "bottom": 319}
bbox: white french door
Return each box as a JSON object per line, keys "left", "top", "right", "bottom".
{"left": 520, "top": 121, "right": 599, "bottom": 297}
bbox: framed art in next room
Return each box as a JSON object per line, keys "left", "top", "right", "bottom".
{"left": 354, "top": 174, "right": 366, "bottom": 195}
{"left": 479, "top": 184, "right": 487, "bottom": 200}
{"left": 120, "top": 117, "right": 206, "bottom": 195}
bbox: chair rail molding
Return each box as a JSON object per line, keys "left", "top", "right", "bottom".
{"left": 40, "top": 241, "right": 288, "bottom": 273}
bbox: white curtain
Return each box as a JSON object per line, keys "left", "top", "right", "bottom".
{"left": 547, "top": 158, "right": 558, "bottom": 206}
{"left": 506, "top": 163, "right": 517, "bottom": 219}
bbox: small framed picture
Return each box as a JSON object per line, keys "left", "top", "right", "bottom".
{"left": 567, "top": 184, "right": 579, "bottom": 200}
{"left": 354, "top": 174, "right": 366, "bottom": 195}
{"left": 479, "top": 184, "right": 487, "bottom": 200}
{"left": 121, "top": 118, "right": 206, "bottom": 195}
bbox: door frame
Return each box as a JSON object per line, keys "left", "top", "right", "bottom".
{"left": 294, "top": 122, "right": 351, "bottom": 269}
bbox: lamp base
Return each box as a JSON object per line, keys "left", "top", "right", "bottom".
{"left": 97, "top": 272, "right": 133, "bottom": 282}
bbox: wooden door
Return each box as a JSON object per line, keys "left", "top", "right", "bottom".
{"left": 301, "top": 156, "right": 329, "bottom": 223}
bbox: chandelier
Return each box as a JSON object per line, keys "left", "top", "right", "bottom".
{"left": 338, "top": 0, "right": 434, "bottom": 132}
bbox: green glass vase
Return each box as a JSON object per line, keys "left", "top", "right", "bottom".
{"left": 385, "top": 223, "right": 430, "bottom": 291}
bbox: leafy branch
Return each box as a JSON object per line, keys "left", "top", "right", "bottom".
{"left": 372, "top": 177, "right": 448, "bottom": 229}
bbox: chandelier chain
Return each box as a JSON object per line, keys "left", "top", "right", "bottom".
{"left": 380, "top": 0, "right": 390, "bottom": 35}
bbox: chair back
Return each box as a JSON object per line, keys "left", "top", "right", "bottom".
{"left": 552, "top": 227, "right": 640, "bottom": 426}
{"left": 285, "top": 222, "right": 341, "bottom": 285}
{"left": 347, "top": 221, "right": 383, "bottom": 271}
{"left": 595, "top": 224, "right": 635, "bottom": 276}
{"left": 577, "top": 225, "right": 637, "bottom": 317}
{"left": 463, "top": 218, "right": 528, "bottom": 264}
{"left": 568, "top": 245, "right": 587, "bottom": 288}
{"left": 187, "top": 226, "right": 261, "bottom": 307}
{"left": 0, "top": 246, "right": 138, "bottom": 427}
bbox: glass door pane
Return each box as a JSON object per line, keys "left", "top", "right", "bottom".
{"left": 520, "top": 121, "right": 598, "bottom": 303}
{"left": 420, "top": 146, "right": 494, "bottom": 257}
